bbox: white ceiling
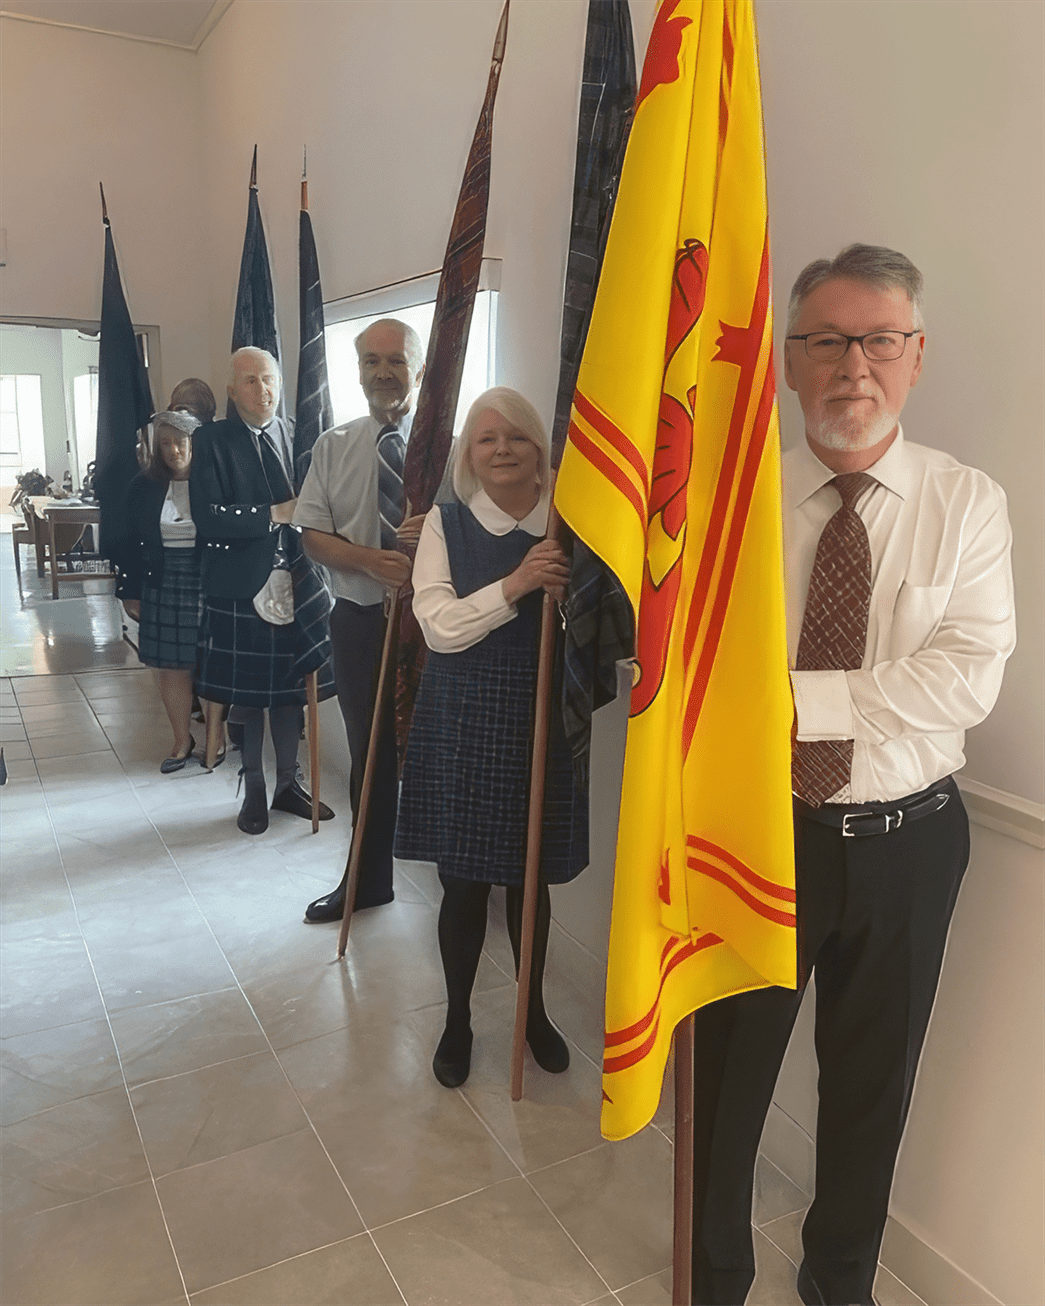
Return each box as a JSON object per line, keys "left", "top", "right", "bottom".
{"left": 0, "top": 0, "right": 232, "bottom": 50}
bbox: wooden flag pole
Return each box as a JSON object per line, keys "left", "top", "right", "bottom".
{"left": 336, "top": 589, "right": 401, "bottom": 959}
{"left": 306, "top": 670, "right": 320, "bottom": 833}
{"left": 509, "top": 500, "right": 561, "bottom": 1100}
{"left": 672, "top": 1013, "right": 696, "bottom": 1305}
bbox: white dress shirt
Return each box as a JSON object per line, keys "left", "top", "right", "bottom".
{"left": 411, "top": 489, "right": 550, "bottom": 653}
{"left": 293, "top": 411, "right": 414, "bottom": 606}
{"left": 785, "top": 428, "right": 1015, "bottom": 803}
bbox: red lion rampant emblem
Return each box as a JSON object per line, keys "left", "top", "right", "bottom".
{"left": 631, "top": 238, "right": 708, "bottom": 718}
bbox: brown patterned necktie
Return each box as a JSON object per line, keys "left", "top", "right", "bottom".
{"left": 792, "top": 472, "right": 875, "bottom": 807}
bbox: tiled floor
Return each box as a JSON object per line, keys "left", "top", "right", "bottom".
{"left": 0, "top": 556, "right": 928, "bottom": 1304}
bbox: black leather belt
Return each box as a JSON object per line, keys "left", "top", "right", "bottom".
{"left": 796, "top": 779, "right": 952, "bottom": 838}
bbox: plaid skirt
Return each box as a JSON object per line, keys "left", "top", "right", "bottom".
{"left": 394, "top": 645, "right": 584, "bottom": 886}
{"left": 196, "top": 535, "right": 336, "bottom": 708}
{"left": 138, "top": 548, "right": 202, "bottom": 671}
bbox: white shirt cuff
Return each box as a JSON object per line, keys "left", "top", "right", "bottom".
{"left": 790, "top": 669, "right": 855, "bottom": 741}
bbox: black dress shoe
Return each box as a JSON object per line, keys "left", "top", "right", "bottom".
{"left": 237, "top": 782, "right": 269, "bottom": 835}
{"left": 303, "top": 885, "right": 394, "bottom": 923}
{"left": 432, "top": 1027, "right": 472, "bottom": 1088}
{"left": 526, "top": 1014, "right": 570, "bottom": 1073}
{"left": 271, "top": 780, "right": 334, "bottom": 821}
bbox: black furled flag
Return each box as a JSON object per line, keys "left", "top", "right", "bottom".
{"left": 228, "top": 147, "right": 283, "bottom": 417}
{"left": 550, "top": 0, "right": 636, "bottom": 465}
{"left": 293, "top": 167, "right": 333, "bottom": 487}
{"left": 94, "top": 184, "right": 154, "bottom": 568}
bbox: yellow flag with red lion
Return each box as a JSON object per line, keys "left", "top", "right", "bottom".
{"left": 555, "top": 0, "right": 796, "bottom": 1142}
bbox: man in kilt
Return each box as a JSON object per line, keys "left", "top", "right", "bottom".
{"left": 294, "top": 319, "right": 426, "bottom": 920}
{"left": 190, "top": 347, "right": 335, "bottom": 835}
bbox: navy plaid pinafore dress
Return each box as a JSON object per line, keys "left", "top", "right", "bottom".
{"left": 395, "top": 503, "right": 586, "bottom": 886}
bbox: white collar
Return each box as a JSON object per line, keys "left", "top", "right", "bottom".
{"left": 789, "top": 425, "right": 909, "bottom": 509}
{"left": 370, "top": 410, "right": 414, "bottom": 441}
{"left": 467, "top": 487, "right": 550, "bottom": 536}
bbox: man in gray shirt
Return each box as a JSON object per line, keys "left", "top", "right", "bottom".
{"left": 294, "top": 319, "right": 424, "bottom": 920}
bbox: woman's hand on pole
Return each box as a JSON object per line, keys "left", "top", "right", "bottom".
{"left": 501, "top": 540, "right": 569, "bottom": 606}
{"left": 123, "top": 599, "right": 141, "bottom": 621}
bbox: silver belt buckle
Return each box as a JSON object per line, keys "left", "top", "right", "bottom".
{"left": 884, "top": 808, "right": 903, "bottom": 833}
{"left": 841, "top": 812, "right": 859, "bottom": 837}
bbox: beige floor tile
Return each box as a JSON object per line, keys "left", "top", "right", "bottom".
{"left": 131, "top": 1050, "right": 309, "bottom": 1176}
{"left": 86, "top": 928, "right": 238, "bottom": 1013}
{"left": 278, "top": 1019, "right": 518, "bottom": 1227}
{"left": 460, "top": 985, "right": 606, "bottom": 1173}
{"left": 0, "top": 1015, "right": 124, "bottom": 1125}
{"left": 28, "top": 728, "right": 115, "bottom": 760}
{"left": 526, "top": 1130, "right": 673, "bottom": 1291}
{"left": 875, "top": 1265, "right": 928, "bottom": 1306}
{"left": 748, "top": 1228, "right": 803, "bottom": 1304}
{"left": 156, "top": 1129, "right": 363, "bottom": 1295}
{"left": 110, "top": 989, "right": 269, "bottom": 1087}
{"left": 0, "top": 722, "right": 28, "bottom": 742}
{"left": 758, "top": 1206, "right": 803, "bottom": 1263}
{"left": 189, "top": 1233, "right": 402, "bottom": 1306}
{"left": 19, "top": 703, "right": 104, "bottom": 737}
{"left": 0, "top": 933, "right": 107, "bottom": 1038}
{"left": 753, "top": 1154, "right": 810, "bottom": 1227}
{"left": 0, "top": 1181, "right": 185, "bottom": 1306}
{"left": 372, "top": 1176, "right": 609, "bottom": 1306}
{"left": 616, "top": 1268, "right": 672, "bottom": 1305}
{"left": 1, "top": 1086, "right": 150, "bottom": 1220}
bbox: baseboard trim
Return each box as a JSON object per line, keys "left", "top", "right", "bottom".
{"left": 956, "top": 776, "right": 1045, "bottom": 848}
{"left": 881, "top": 1217, "right": 1004, "bottom": 1306}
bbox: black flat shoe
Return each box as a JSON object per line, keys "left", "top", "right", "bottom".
{"left": 237, "top": 781, "right": 269, "bottom": 835}
{"left": 160, "top": 736, "right": 196, "bottom": 774}
{"left": 527, "top": 1014, "right": 570, "bottom": 1073}
{"left": 304, "top": 887, "right": 344, "bottom": 923}
{"left": 271, "top": 779, "right": 334, "bottom": 821}
{"left": 433, "top": 1027, "right": 473, "bottom": 1088}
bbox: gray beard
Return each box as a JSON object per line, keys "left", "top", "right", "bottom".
{"left": 809, "top": 407, "right": 896, "bottom": 452}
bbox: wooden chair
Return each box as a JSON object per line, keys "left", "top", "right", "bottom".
{"left": 12, "top": 507, "right": 34, "bottom": 594}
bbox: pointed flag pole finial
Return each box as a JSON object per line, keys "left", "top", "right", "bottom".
{"left": 492, "top": 0, "right": 509, "bottom": 64}
{"left": 99, "top": 182, "right": 109, "bottom": 227}
{"left": 301, "top": 146, "right": 308, "bottom": 210}
{"left": 249, "top": 144, "right": 258, "bottom": 190}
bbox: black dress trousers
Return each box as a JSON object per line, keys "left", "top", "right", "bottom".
{"left": 690, "top": 778, "right": 970, "bottom": 1305}
{"left": 329, "top": 597, "right": 398, "bottom": 909}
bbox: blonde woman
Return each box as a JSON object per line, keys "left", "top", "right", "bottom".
{"left": 396, "top": 388, "right": 584, "bottom": 1088}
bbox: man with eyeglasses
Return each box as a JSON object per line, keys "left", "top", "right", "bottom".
{"left": 688, "top": 245, "right": 1015, "bottom": 1305}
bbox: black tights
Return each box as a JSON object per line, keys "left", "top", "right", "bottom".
{"left": 238, "top": 704, "right": 302, "bottom": 796}
{"left": 437, "top": 875, "right": 554, "bottom": 1041}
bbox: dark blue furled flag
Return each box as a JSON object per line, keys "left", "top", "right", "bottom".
{"left": 228, "top": 147, "right": 283, "bottom": 417}
{"left": 94, "top": 184, "right": 154, "bottom": 567}
{"left": 550, "top": 0, "right": 636, "bottom": 466}
{"left": 293, "top": 170, "right": 333, "bottom": 487}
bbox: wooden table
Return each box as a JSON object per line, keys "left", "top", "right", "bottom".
{"left": 27, "top": 498, "right": 114, "bottom": 599}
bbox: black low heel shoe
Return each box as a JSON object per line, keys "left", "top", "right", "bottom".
{"left": 432, "top": 1027, "right": 473, "bottom": 1088}
{"left": 527, "top": 1014, "right": 570, "bottom": 1073}
{"left": 237, "top": 772, "right": 269, "bottom": 836}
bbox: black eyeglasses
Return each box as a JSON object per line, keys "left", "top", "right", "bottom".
{"left": 785, "top": 330, "right": 920, "bottom": 362}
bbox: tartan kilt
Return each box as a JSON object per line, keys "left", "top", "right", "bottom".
{"left": 394, "top": 643, "right": 584, "bottom": 886}
{"left": 138, "top": 548, "right": 202, "bottom": 671}
{"left": 196, "top": 533, "right": 335, "bottom": 708}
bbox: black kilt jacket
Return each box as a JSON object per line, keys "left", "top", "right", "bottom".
{"left": 116, "top": 473, "right": 172, "bottom": 601}
{"left": 189, "top": 412, "right": 293, "bottom": 599}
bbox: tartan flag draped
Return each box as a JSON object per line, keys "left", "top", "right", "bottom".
{"left": 555, "top": 0, "right": 795, "bottom": 1143}
{"left": 228, "top": 147, "right": 282, "bottom": 418}
{"left": 395, "top": 1, "right": 509, "bottom": 755}
{"left": 294, "top": 176, "right": 333, "bottom": 486}
{"left": 550, "top": 0, "right": 637, "bottom": 465}
{"left": 94, "top": 187, "right": 154, "bottom": 567}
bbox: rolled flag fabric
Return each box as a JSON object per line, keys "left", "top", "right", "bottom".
{"left": 228, "top": 147, "right": 283, "bottom": 418}
{"left": 94, "top": 187, "right": 154, "bottom": 570}
{"left": 294, "top": 177, "right": 333, "bottom": 486}
{"left": 555, "top": 0, "right": 795, "bottom": 1142}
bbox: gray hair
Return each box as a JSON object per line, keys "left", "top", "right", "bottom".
{"left": 786, "top": 244, "right": 925, "bottom": 333}
{"left": 452, "top": 386, "right": 550, "bottom": 502}
{"left": 228, "top": 346, "right": 281, "bottom": 387}
{"left": 354, "top": 318, "right": 425, "bottom": 374}
{"left": 152, "top": 409, "right": 201, "bottom": 439}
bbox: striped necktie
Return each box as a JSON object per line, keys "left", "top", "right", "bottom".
{"left": 376, "top": 423, "right": 406, "bottom": 549}
{"left": 792, "top": 472, "right": 875, "bottom": 807}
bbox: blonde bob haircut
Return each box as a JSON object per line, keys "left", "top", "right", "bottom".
{"left": 452, "top": 386, "right": 550, "bottom": 502}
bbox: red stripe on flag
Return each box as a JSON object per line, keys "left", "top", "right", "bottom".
{"left": 567, "top": 418, "right": 648, "bottom": 530}
{"left": 680, "top": 234, "right": 772, "bottom": 678}
{"left": 687, "top": 835, "right": 796, "bottom": 903}
{"left": 683, "top": 341, "right": 776, "bottom": 752}
{"left": 604, "top": 933, "right": 722, "bottom": 1050}
{"left": 573, "top": 390, "right": 650, "bottom": 496}
{"left": 688, "top": 856, "right": 796, "bottom": 928}
{"left": 603, "top": 1015, "right": 660, "bottom": 1074}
